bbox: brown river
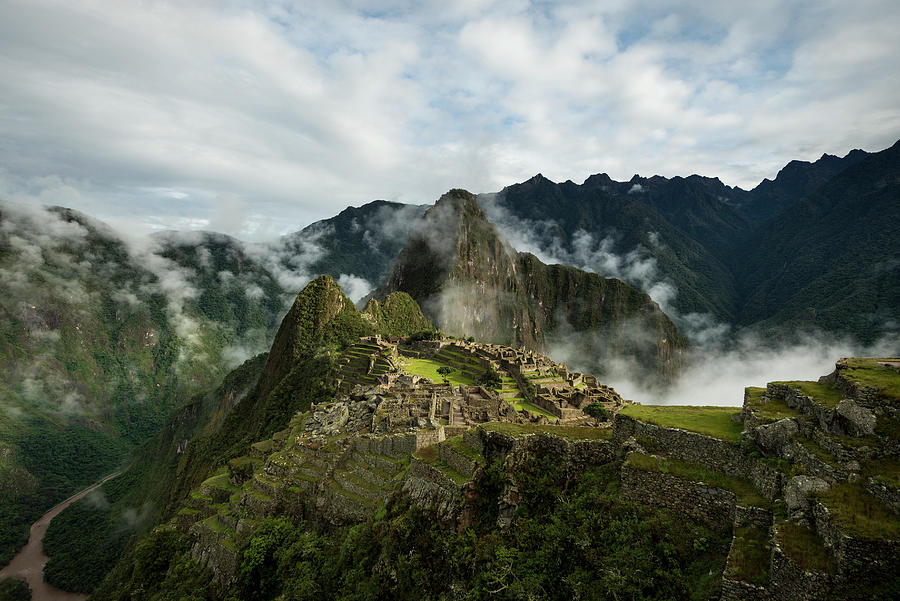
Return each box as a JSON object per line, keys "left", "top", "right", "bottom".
{"left": 0, "top": 472, "right": 121, "bottom": 601}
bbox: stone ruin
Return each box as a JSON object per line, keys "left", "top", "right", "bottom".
{"left": 325, "top": 335, "right": 625, "bottom": 431}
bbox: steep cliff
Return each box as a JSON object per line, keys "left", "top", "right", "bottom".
{"left": 373, "top": 189, "right": 686, "bottom": 379}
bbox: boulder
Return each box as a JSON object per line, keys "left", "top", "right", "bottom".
{"left": 834, "top": 399, "right": 875, "bottom": 436}
{"left": 755, "top": 418, "right": 799, "bottom": 455}
{"left": 784, "top": 475, "right": 830, "bottom": 514}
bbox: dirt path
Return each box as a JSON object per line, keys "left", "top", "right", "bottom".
{"left": 0, "top": 471, "right": 121, "bottom": 601}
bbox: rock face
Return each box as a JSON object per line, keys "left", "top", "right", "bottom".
{"left": 372, "top": 189, "right": 686, "bottom": 380}
{"left": 834, "top": 399, "right": 875, "bottom": 437}
{"left": 754, "top": 418, "right": 800, "bottom": 456}
{"left": 784, "top": 476, "right": 830, "bottom": 514}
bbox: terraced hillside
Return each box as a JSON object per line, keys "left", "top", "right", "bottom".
{"left": 616, "top": 357, "right": 900, "bottom": 600}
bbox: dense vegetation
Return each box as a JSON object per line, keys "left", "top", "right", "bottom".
{"left": 40, "top": 354, "right": 268, "bottom": 593}
{"left": 0, "top": 205, "right": 291, "bottom": 564}
{"left": 94, "top": 461, "right": 728, "bottom": 601}
{"left": 487, "top": 142, "right": 897, "bottom": 343}
{"left": 0, "top": 578, "right": 30, "bottom": 601}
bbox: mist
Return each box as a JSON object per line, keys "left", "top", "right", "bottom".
{"left": 603, "top": 331, "right": 896, "bottom": 406}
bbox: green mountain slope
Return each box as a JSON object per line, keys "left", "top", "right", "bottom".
{"left": 737, "top": 140, "right": 900, "bottom": 341}
{"left": 0, "top": 203, "right": 291, "bottom": 565}
{"left": 79, "top": 276, "right": 430, "bottom": 594}
{"left": 480, "top": 141, "right": 896, "bottom": 344}
{"left": 481, "top": 174, "right": 740, "bottom": 320}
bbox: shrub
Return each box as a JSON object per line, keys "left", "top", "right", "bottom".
{"left": 584, "top": 403, "right": 610, "bottom": 421}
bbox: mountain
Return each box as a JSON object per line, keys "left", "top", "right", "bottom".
{"left": 372, "top": 189, "right": 686, "bottom": 380}
{"left": 481, "top": 141, "right": 897, "bottom": 344}
{"left": 38, "top": 276, "right": 431, "bottom": 592}
{"left": 740, "top": 148, "right": 868, "bottom": 225}
{"left": 737, "top": 140, "right": 900, "bottom": 341}
{"left": 480, "top": 173, "right": 742, "bottom": 321}
{"left": 0, "top": 203, "right": 292, "bottom": 565}
{"left": 277, "top": 200, "right": 428, "bottom": 295}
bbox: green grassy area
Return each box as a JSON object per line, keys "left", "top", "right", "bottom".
{"left": 400, "top": 357, "right": 475, "bottom": 386}
{"left": 413, "top": 444, "right": 470, "bottom": 485}
{"left": 841, "top": 358, "right": 900, "bottom": 401}
{"left": 744, "top": 388, "right": 800, "bottom": 422}
{"left": 479, "top": 421, "right": 612, "bottom": 441}
{"left": 725, "top": 526, "right": 770, "bottom": 585}
{"left": 776, "top": 521, "right": 835, "bottom": 574}
{"left": 200, "top": 472, "right": 237, "bottom": 491}
{"left": 510, "top": 400, "right": 558, "bottom": 419}
{"left": 817, "top": 481, "right": 900, "bottom": 540}
{"left": 869, "top": 458, "right": 900, "bottom": 488}
{"left": 625, "top": 453, "right": 769, "bottom": 508}
{"left": 775, "top": 381, "right": 843, "bottom": 408}
{"left": 619, "top": 404, "right": 743, "bottom": 443}
{"left": 445, "top": 436, "right": 486, "bottom": 465}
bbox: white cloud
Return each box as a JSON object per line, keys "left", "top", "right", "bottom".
{"left": 0, "top": 0, "right": 897, "bottom": 240}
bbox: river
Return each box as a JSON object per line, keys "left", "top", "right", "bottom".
{"left": 0, "top": 472, "right": 121, "bottom": 601}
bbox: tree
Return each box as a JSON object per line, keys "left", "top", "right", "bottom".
{"left": 436, "top": 366, "right": 454, "bottom": 383}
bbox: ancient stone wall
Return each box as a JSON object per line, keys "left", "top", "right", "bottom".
{"left": 613, "top": 414, "right": 783, "bottom": 500}
{"left": 812, "top": 501, "right": 900, "bottom": 581}
{"left": 734, "top": 505, "right": 773, "bottom": 530}
{"left": 402, "top": 457, "right": 463, "bottom": 521}
{"left": 769, "top": 527, "right": 831, "bottom": 601}
{"left": 720, "top": 576, "right": 770, "bottom": 601}
{"left": 620, "top": 462, "right": 736, "bottom": 531}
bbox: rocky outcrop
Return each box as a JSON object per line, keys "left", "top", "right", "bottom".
{"left": 372, "top": 189, "right": 687, "bottom": 381}
{"left": 784, "top": 476, "right": 830, "bottom": 515}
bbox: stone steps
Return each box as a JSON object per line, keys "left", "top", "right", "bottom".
{"left": 349, "top": 453, "right": 397, "bottom": 487}
{"left": 334, "top": 469, "right": 386, "bottom": 503}
{"left": 324, "top": 481, "right": 378, "bottom": 520}
{"left": 252, "top": 473, "right": 282, "bottom": 498}
{"left": 291, "top": 448, "right": 333, "bottom": 471}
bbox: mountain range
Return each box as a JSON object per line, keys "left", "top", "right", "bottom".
{"left": 0, "top": 138, "right": 897, "bottom": 593}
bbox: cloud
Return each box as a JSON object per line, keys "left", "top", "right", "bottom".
{"left": 0, "top": 1, "right": 897, "bottom": 238}
{"left": 336, "top": 274, "right": 374, "bottom": 303}
{"left": 604, "top": 331, "right": 900, "bottom": 406}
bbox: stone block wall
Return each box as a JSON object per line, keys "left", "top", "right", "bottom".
{"left": 768, "top": 526, "right": 831, "bottom": 601}
{"left": 620, "top": 462, "right": 736, "bottom": 531}
{"left": 812, "top": 501, "right": 900, "bottom": 581}
{"left": 735, "top": 505, "right": 773, "bottom": 530}
{"left": 613, "top": 414, "right": 783, "bottom": 499}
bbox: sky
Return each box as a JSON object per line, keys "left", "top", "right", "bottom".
{"left": 1, "top": 0, "right": 899, "bottom": 241}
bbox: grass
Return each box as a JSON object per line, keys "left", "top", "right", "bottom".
{"left": 619, "top": 404, "right": 743, "bottom": 443}
{"left": 868, "top": 458, "right": 900, "bottom": 488}
{"left": 200, "top": 472, "right": 237, "bottom": 491}
{"left": 445, "top": 435, "right": 486, "bottom": 465}
{"left": 776, "top": 521, "right": 835, "bottom": 574}
{"left": 817, "top": 481, "right": 900, "bottom": 540}
{"left": 434, "top": 460, "right": 470, "bottom": 486}
{"left": 796, "top": 435, "right": 838, "bottom": 466}
{"left": 840, "top": 358, "right": 900, "bottom": 401}
{"left": 400, "top": 357, "right": 475, "bottom": 386}
{"left": 774, "top": 381, "right": 843, "bottom": 408}
{"left": 744, "top": 389, "right": 800, "bottom": 422}
{"left": 725, "top": 526, "right": 770, "bottom": 585}
{"left": 510, "top": 400, "right": 558, "bottom": 419}
{"left": 625, "top": 452, "right": 770, "bottom": 508}
{"left": 479, "top": 421, "right": 612, "bottom": 441}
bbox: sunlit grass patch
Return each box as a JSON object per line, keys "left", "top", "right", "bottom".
{"left": 620, "top": 404, "right": 743, "bottom": 443}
